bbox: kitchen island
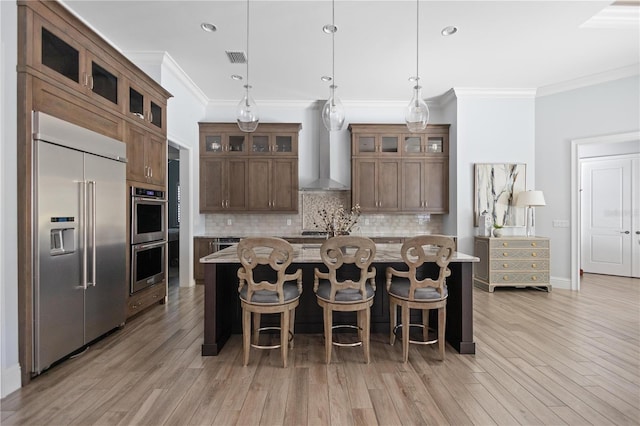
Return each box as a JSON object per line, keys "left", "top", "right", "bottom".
{"left": 200, "top": 243, "right": 479, "bottom": 357}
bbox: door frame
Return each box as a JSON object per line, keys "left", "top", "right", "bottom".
{"left": 571, "top": 131, "right": 640, "bottom": 290}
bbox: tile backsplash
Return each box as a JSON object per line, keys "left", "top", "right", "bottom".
{"left": 204, "top": 191, "right": 443, "bottom": 236}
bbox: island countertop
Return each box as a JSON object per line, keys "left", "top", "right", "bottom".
{"left": 200, "top": 243, "right": 479, "bottom": 264}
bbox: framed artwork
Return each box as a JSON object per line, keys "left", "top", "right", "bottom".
{"left": 474, "top": 163, "right": 526, "bottom": 227}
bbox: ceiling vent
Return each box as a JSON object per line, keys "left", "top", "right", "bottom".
{"left": 225, "top": 51, "right": 247, "bottom": 64}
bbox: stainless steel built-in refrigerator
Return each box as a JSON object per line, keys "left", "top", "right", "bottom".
{"left": 32, "top": 112, "right": 127, "bottom": 374}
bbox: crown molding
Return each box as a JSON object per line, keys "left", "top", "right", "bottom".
{"left": 453, "top": 88, "right": 537, "bottom": 99}
{"left": 125, "top": 52, "right": 209, "bottom": 107}
{"left": 536, "top": 64, "right": 640, "bottom": 97}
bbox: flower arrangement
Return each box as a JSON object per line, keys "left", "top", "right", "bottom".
{"left": 314, "top": 204, "right": 361, "bottom": 237}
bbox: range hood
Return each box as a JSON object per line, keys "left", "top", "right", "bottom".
{"left": 302, "top": 101, "right": 348, "bottom": 191}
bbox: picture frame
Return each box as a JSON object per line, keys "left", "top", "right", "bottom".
{"left": 474, "top": 163, "right": 526, "bottom": 227}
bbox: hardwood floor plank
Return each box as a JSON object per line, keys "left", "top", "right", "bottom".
{"left": 368, "top": 388, "right": 402, "bottom": 425}
{"left": 2, "top": 273, "right": 638, "bottom": 426}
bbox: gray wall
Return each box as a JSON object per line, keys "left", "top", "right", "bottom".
{"left": 535, "top": 75, "right": 640, "bottom": 282}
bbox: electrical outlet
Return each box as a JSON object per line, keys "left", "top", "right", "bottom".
{"left": 227, "top": 218, "right": 232, "bottom": 226}
{"left": 286, "top": 218, "right": 292, "bottom": 226}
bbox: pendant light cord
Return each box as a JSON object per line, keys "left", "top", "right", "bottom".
{"left": 246, "top": 0, "right": 250, "bottom": 97}
{"left": 415, "top": 0, "right": 419, "bottom": 82}
{"left": 332, "top": 0, "right": 335, "bottom": 87}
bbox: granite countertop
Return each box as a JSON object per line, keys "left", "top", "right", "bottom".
{"left": 200, "top": 243, "right": 478, "bottom": 264}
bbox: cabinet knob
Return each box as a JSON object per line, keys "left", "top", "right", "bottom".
{"left": 502, "top": 275, "right": 509, "bottom": 281}
{"left": 531, "top": 252, "right": 537, "bottom": 257}
{"left": 531, "top": 276, "right": 538, "bottom": 281}
{"left": 531, "top": 263, "right": 537, "bottom": 268}
{"left": 502, "top": 242, "right": 508, "bottom": 247}
{"left": 531, "top": 242, "right": 537, "bottom": 247}
{"left": 503, "top": 252, "right": 509, "bottom": 257}
{"left": 503, "top": 263, "right": 509, "bottom": 268}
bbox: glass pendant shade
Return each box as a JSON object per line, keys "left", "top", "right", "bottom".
{"left": 322, "top": 85, "right": 345, "bottom": 131}
{"left": 404, "top": 85, "right": 429, "bottom": 132}
{"left": 236, "top": 86, "right": 259, "bottom": 132}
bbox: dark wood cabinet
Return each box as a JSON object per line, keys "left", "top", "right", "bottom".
{"left": 353, "top": 158, "right": 401, "bottom": 212}
{"left": 199, "top": 123, "right": 300, "bottom": 213}
{"left": 194, "top": 237, "right": 218, "bottom": 284}
{"left": 18, "top": 0, "right": 173, "bottom": 380}
{"left": 200, "top": 157, "right": 249, "bottom": 212}
{"left": 125, "top": 123, "right": 166, "bottom": 187}
{"left": 350, "top": 124, "right": 449, "bottom": 214}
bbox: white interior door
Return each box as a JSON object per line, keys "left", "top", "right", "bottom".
{"left": 581, "top": 156, "right": 639, "bottom": 277}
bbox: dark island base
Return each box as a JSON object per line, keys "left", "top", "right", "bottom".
{"left": 202, "top": 261, "right": 475, "bottom": 356}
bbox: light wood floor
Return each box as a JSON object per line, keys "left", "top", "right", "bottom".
{"left": 2, "top": 273, "right": 639, "bottom": 425}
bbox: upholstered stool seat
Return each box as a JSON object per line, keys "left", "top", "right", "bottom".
{"left": 237, "top": 237, "right": 302, "bottom": 368}
{"left": 386, "top": 235, "right": 455, "bottom": 363}
{"left": 313, "top": 236, "right": 376, "bottom": 364}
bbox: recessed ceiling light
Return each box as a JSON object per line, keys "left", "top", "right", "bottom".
{"left": 231, "top": 74, "right": 243, "bottom": 81}
{"left": 321, "top": 76, "right": 332, "bottom": 82}
{"left": 322, "top": 24, "right": 338, "bottom": 34}
{"left": 201, "top": 23, "right": 217, "bottom": 32}
{"left": 441, "top": 26, "right": 458, "bottom": 36}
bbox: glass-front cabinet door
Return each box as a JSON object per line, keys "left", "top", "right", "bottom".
{"left": 37, "top": 20, "right": 122, "bottom": 111}
{"left": 201, "top": 132, "right": 246, "bottom": 155}
{"left": 426, "top": 136, "right": 444, "bottom": 154}
{"left": 403, "top": 135, "right": 423, "bottom": 155}
{"left": 250, "top": 134, "right": 270, "bottom": 153}
{"left": 354, "top": 134, "right": 398, "bottom": 155}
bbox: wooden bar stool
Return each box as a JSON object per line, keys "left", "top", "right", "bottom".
{"left": 385, "top": 235, "right": 455, "bottom": 362}
{"left": 313, "top": 236, "right": 376, "bottom": 364}
{"left": 237, "top": 237, "right": 302, "bottom": 367}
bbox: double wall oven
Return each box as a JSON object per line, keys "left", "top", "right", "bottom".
{"left": 131, "top": 187, "right": 166, "bottom": 293}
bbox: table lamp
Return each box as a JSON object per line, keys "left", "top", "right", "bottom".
{"left": 516, "top": 190, "right": 546, "bottom": 237}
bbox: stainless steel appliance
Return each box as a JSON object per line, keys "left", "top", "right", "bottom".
{"left": 131, "top": 239, "right": 166, "bottom": 293}
{"left": 131, "top": 187, "right": 166, "bottom": 244}
{"left": 32, "top": 112, "right": 127, "bottom": 374}
{"left": 130, "top": 186, "right": 167, "bottom": 294}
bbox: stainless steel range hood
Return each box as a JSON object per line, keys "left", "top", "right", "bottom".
{"left": 301, "top": 101, "right": 348, "bottom": 191}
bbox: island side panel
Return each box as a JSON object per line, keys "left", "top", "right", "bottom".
{"left": 445, "top": 262, "right": 476, "bottom": 354}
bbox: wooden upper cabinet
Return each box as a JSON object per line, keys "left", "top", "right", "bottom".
{"left": 199, "top": 122, "right": 300, "bottom": 213}
{"left": 33, "top": 15, "right": 124, "bottom": 112}
{"left": 350, "top": 123, "right": 449, "bottom": 214}
{"left": 353, "top": 158, "right": 401, "bottom": 212}
{"left": 126, "top": 82, "right": 167, "bottom": 133}
{"left": 125, "top": 122, "right": 166, "bottom": 187}
{"left": 200, "top": 123, "right": 247, "bottom": 155}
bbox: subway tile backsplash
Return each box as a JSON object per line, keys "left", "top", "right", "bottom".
{"left": 203, "top": 191, "right": 443, "bottom": 237}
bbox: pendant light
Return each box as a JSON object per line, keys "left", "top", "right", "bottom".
{"left": 404, "top": 0, "right": 429, "bottom": 133}
{"left": 236, "top": 0, "right": 259, "bottom": 132}
{"left": 321, "top": 0, "right": 345, "bottom": 131}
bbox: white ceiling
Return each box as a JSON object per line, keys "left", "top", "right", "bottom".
{"left": 61, "top": 1, "right": 639, "bottom": 103}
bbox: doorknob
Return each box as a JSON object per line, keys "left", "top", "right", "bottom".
{"left": 636, "top": 231, "right": 640, "bottom": 235}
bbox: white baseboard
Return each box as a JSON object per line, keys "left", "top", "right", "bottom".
{"left": 1, "top": 363, "right": 22, "bottom": 399}
{"left": 551, "top": 276, "right": 572, "bottom": 290}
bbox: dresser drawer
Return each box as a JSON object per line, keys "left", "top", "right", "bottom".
{"left": 490, "top": 248, "right": 548, "bottom": 260}
{"left": 490, "top": 272, "right": 549, "bottom": 284}
{"left": 490, "top": 259, "right": 549, "bottom": 271}
{"left": 491, "top": 239, "right": 549, "bottom": 249}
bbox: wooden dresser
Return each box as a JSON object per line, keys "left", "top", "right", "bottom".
{"left": 474, "top": 236, "right": 551, "bottom": 292}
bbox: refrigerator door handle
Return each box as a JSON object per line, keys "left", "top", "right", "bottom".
{"left": 88, "top": 180, "right": 97, "bottom": 287}
{"left": 82, "top": 181, "right": 88, "bottom": 290}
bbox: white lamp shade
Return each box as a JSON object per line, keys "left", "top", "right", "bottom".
{"left": 516, "top": 190, "right": 546, "bottom": 207}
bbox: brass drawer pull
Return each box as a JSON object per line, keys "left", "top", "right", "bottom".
{"left": 531, "top": 242, "right": 537, "bottom": 247}
{"left": 503, "top": 252, "right": 509, "bottom": 257}
{"left": 502, "top": 275, "right": 509, "bottom": 281}
{"left": 531, "top": 253, "right": 537, "bottom": 257}
{"left": 502, "top": 242, "right": 508, "bottom": 247}
{"left": 503, "top": 263, "right": 509, "bottom": 268}
{"left": 531, "top": 276, "right": 538, "bottom": 281}
{"left": 531, "top": 263, "right": 537, "bottom": 268}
